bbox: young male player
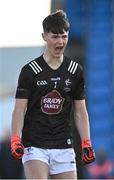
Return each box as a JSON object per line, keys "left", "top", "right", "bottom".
{"left": 11, "top": 10, "right": 95, "bottom": 179}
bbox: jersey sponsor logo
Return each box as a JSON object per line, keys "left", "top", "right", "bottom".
{"left": 51, "top": 77, "right": 61, "bottom": 81}
{"left": 37, "top": 80, "right": 47, "bottom": 86}
{"left": 29, "top": 61, "right": 42, "bottom": 74}
{"left": 41, "top": 90, "right": 64, "bottom": 114}
{"left": 68, "top": 60, "right": 78, "bottom": 74}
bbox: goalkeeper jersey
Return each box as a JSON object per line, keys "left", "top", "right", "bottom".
{"left": 16, "top": 55, "right": 85, "bottom": 149}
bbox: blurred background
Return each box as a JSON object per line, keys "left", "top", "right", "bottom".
{"left": 0, "top": 0, "right": 114, "bottom": 179}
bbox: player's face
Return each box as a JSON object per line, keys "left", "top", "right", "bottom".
{"left": 43, "top": 31, "right": 68, "bottom": 57}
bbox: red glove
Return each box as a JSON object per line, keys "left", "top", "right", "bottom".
{"left": 11, "top": 135, "right": 24, "bottom": 160}
{"left": 82, "top": 139, "right": 96, "bottom": 165}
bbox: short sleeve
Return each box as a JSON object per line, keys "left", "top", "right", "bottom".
{"left": 15, "top": 65, "right": 32, "bottom": 99}
{"left": 72, "top": 64, "right": 85, "bottom": 100}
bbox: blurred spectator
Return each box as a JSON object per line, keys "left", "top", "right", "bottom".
{"left": 83, "top": 149, "right": 114, "bottom": 179}
{"left": 0, "top": 129, "right": 24, "bottom": 179}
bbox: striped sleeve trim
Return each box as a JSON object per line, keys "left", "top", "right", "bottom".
{"left": 29, "top": 61, "right": 42, "bottom": 74}
{"left": 68, "top": 60, "right": 78, "bottom": 74}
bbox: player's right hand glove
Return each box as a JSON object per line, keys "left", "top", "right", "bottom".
{"left": 82, "top": 139, "right": 96, "bottom": 165}
{"left": 11, "top": 135, "right": 24, "bottom": 160}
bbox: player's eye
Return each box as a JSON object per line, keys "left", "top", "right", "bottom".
{"left": 52, "top": 35, "right": 58, "bottom": 38}
{"left": 62, "top": 35, "right": 68, "bottom": 39}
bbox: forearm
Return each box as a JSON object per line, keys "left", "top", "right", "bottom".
{"left": 74, "top": 100, "right": 91, "bottom": 140}
{"left": 11, "top": 111, "right": 25, "bottom": 160}
{"left": 11, "top": 109, "right": 24, "bottom": 137}
{"left": 11, "top": 101, "right": 26, "bottom": 159}
{"left": 75, "top": 110, "right": 90, "bottom": 140}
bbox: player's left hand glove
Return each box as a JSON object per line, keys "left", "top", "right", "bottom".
{"left": 11, "top": 135, "right": 24, "bottom": 160}
{"left": 81, "top": 139, "right": 96, "bottom": 165}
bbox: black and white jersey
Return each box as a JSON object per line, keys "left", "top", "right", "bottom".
{"left": 16, "top": 55, "right": 85, "bottom": 148}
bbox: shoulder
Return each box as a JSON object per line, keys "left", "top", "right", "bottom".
{"left": 21, "top": 55, "right": 43, "bottom": 75}
{"left": 64, "top": 56, "right": 83, "bottom": 75}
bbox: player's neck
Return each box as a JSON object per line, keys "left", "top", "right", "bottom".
{"left": 43, "top": 51, "right": 63, "bottom": 68}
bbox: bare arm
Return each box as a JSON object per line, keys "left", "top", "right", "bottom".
{"left": 74, "top": 99, "right": 96, "bottom": 164}
{"left": 74, "top": 99, "right": 90, "bottom": 140}
{"left": 11, "top": 98, "right": 28, "bottom": 137}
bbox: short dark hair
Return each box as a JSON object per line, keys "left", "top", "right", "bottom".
{"left": 42, "top": 10, "right": 70, "bottom": 34}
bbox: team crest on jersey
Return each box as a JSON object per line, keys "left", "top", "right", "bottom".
{"left": 64, "top": 78, "right": 72, "bottom": 92}
{"left": 65, "top": 78, "right": 72, "bottom": 86}
{"left": 41, "top": 90, "right": 64, "bottom": 114}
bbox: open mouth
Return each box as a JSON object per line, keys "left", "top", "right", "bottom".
{"left": 55, "top": 46, "right": 63, "bottom": 51}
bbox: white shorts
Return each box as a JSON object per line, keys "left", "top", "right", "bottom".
{"left": 22, "top": 147, "right": 76, "bottom": 175}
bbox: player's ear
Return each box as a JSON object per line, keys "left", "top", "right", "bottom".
{"left": 42, "top": 33, "right": 47, "bottom": 42}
